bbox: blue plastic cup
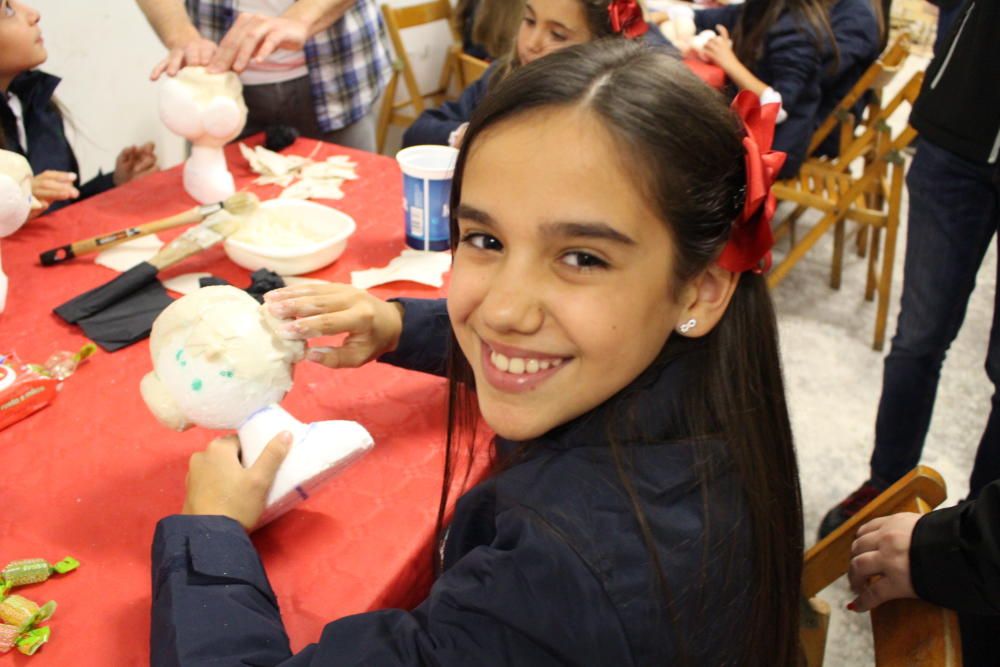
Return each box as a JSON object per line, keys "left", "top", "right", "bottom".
{"left": 396, "top": 145, "right": 459, "bottom": 252}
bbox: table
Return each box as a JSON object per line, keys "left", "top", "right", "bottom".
{"left": 0, "top": 138, "right": 490, "bottom": 664}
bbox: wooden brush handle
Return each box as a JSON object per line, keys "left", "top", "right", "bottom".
{"left": 39, "top": 206, "right": 204, "bottom": 266}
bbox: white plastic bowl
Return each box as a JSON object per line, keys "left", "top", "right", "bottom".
{"left": 223, "top": 199, "right": 356, "bottom": 276}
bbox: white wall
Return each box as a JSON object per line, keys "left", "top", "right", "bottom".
{"left": 32, "top": 0, "right": 457, "bottom": 179}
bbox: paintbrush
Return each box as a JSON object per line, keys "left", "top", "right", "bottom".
{"left": 54, "top": 212, "right": 245, "bottom": 324}
{"left": 39, "top": 191, "right": 259, "bottom": 266}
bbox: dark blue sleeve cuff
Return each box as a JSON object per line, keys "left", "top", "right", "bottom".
{"left": 378, "top": 298, "right": 451, "bottom": 377}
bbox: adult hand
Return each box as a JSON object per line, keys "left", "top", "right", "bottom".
{"left": 847, "top": 512, "right": 921, "bottom": 612}
{"left": 182, "top": 432, "right": 291, "bottom": 531}
{"left": 150, "top": 37, "right": 219, "bottom": 80}
{"left": 264, "top": 284, "right": 405, "bottom": 369}
{"left": 32, "top": 170, "right": 79, "bottom": 204}
{"left": 207, "top": 13, "right": 309, "bottom": 74}
{"left": 114, "top": 143, "right": 159, "bottom": 186}
{"left": 702, "top": 25, "right": 738, "bottom": 71}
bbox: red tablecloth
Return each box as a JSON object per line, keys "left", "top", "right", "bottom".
{"left": 0, "top": 139, "right": 490, "bottom": 664}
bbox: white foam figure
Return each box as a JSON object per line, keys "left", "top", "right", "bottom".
{"left": 140, "top": 285, "right": 374, "bottom": 526}
{"left": 0, "top": 150, "right": 41, "bottom": 314}
{"left": 159, "top": 67, "right": 248, "bottom": 205}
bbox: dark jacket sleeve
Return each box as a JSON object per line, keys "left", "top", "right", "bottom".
{"left": 77, "top": 170, "right": 116, "bottom": 200}
{"left": 761, "top": 16, "right": 826, "bottom": 178}
{"left": 150, "top": 509, "right": 632, "bottom": 666}
{"left": 377, "top": 297, "right": 450, "bottom": 377}
{"left": 401, "top": 66, "right": 494, "bottom": 148}
{"left": 693, "top": 6, "right": 741, "bottom": 33}
{"left": 910, "top": 480, "right": 1000, "bottom": 615}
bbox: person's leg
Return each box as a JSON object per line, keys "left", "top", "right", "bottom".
{"left": 321, "top": 113, "right": 377, "bottom": 153}
{"left": 870, "top": 139, "right": 998, "bottom": 484}
{"left": 819, "top": 139, "right": 998, "bottom": 538}
{"left": 968, "top": 166, "right": 1000, "bottom": 498}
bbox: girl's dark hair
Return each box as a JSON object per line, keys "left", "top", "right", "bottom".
{"left": 435, "top": 39, "right": 804, "bottom": 664}
{"left": 489, "top": 0, "right": 624, "bottom": 86}
{"left": 733, "top": 0, "right": 838, "bottom": 71}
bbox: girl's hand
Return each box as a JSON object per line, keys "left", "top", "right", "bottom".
{"left": 151, "top": 37, "right": 219, "bottom": 80}
{"left": 208, "top": 13, "right": 309, "bottom": 74}
{"left": 182, "top": 432, "right": 291, "bottom": 531}
{"left": 448, "top": 123, "right": 469, "bottom": 149}
{"left": 114, "top": 143, "right": 159, "bottom": 186}
{"left": 702, "top": 25, "right": 738, "bottom": 70}
{"left": 264, "top": 284, "right": 405, "bottom": 369}
{"left": 846, "top": 512, "right": 921, "bottom": 612}
{"left": 32, "top": 170, "right": 79, "bottom": 204}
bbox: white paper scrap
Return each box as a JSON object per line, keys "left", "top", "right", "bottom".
{"left": 350, "top": 249, "right": 452, "bottom": 290}
{"left": 95, "top": 235, "right": 164, "bottom": 272}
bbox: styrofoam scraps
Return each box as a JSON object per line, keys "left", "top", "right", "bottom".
{"left": 239, "top": 143, "right": 358, "bottom": 201}
{"left": 350, "top": 249, "right": 452, "bottom": 290}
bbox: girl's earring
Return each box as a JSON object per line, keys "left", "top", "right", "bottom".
{"left": 678, "top": 318, "right": 697, "bottom": 335}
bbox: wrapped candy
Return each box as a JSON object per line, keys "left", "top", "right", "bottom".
{"left": 0, "top": 596, "right": 55, "bottom": 633}
{"left": 16, "top": 626, "right": 51, "bottom": 656}
{"left": 0, "top": 556, "right": 78, "bottom": 596}
{"left": 0, "top": 623, "right": 18, "bottom": 652}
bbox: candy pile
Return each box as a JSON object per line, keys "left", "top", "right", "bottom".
{"left": 0, "top": 557, "right": 79, "bottom": 656}
{"left": 239, "top": 143, "right": 359, "bottom": 201}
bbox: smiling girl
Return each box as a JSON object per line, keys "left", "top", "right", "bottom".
{"left": 152, "top": 40, "right": 803, "bottom": 665}
{"left": 401, "top": 0, "right": 666, "bottom": 148}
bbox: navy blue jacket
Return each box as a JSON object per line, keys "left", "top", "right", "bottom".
{"left": 402, "top": 29, "right": 678, "bottom": 148}
{"left": 696, "top": 6, "right": 828, "bottom": 178}
{"left": 815, "top": 0, "right": 881, "bottom": 156}
{"left": 0, "top": 70, "right": 115, "bottom": 213}
{"left": 150, "top": 298, "right": 753, "bottom": 665}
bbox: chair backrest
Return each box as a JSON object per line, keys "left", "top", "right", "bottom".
{"left": 801, "top": 466, "right": 962, "bottom": 666}
{"left": 381, "top": 0, "right": 457, "bottom": 115}
{"left": 808, "top": 34, "right": 912, "bottom": 157}
{"left": 457, "top": 50, "right": 490, "bottom": 88}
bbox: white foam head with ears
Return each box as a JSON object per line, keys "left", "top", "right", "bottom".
{"left": 0, "top": 150, "right": 34, "bottom": 238}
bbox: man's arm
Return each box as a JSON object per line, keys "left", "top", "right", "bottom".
{"left": 208, "top": 0, "right": 357, "bottom": 73}
{"left": 136, "top": 0, "right": 218, "bottom": 79}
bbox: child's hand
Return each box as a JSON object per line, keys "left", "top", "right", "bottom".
{"left": 150, "top": 37, "right": 218, "bottom": 80}
{"left": 208, "top": 13, "right": 309, "bottom": 74}
{"left": 448, "top": 123, "right": 469, "bottom": 149}
{"left": 32, "top": 170, "right": 79, "bottom": 204}
{"left": 264, "top": 284, "right": 405, "bottom": 369}
{"left": 114, "top": 143, "right": 158, "bottom": 186}
{"left": 847, "top": 512, "right": 921, "bottom": 612}
{"left": 182, "top": 432, "right": 291, "bottom": 531}
{"left": 702, "top": 25, "right": 738, "bottom": 70}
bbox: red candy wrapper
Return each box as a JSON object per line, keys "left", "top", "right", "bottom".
{"left": 0, "top": 353, "right": 58, "bottom": 432}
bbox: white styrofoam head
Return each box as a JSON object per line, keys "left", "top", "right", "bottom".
{"left": 159, "top": 67, "right": 248, "bottom": 148}
{"left": 0, "top": 150, "right": 34, "bottom": 237}
{"left": 141, "top": 285, "right": 305, "bottom": 430}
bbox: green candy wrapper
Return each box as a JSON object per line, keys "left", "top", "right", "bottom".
{"left": 0, "top": 556, "right": 80, "bottom": 593}
{"left": 16, "top": 625, "right": 51, "bottom": 656}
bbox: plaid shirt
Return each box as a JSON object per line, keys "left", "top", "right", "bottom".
{"left": 186, "top": 0, "right": 392, "bottom": 131}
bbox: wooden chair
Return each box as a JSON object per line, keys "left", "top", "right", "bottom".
{"left": 768, "top": 36, "right": 920, "bottom": 350}
{"left": 376, "top": 0, "right": 458, "bottom": 153}
{"left": 801, "top": 466, "right": 962, "bottom": 666}
{"left": 453, "top": 47, "right": 490, "bottom": 89}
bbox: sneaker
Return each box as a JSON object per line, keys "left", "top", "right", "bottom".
{"left": 817, "top": 479, "right": 889, "bottom": 540}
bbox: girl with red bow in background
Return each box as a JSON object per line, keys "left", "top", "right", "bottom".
{"left": 663, "top": 0, "right": 838, "bottom": 179}
{"left": 402, "top": 0, "right": 670, "bottom": 149}
{"left": 151, "top": 40, "right": 801, "bottom": 665}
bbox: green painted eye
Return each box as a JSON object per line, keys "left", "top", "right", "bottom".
{"left": 175, "top": 349, "right": 187, "bottom": 367}
{"left": 191, "top": 379, "right": 203, "bottom": 391}
{"left": 219, "top": 370, "right": 234, "bottom": 378}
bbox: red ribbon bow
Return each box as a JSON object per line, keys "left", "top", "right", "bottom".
{"left": 608, "top": 0, "right": 648, "bottom": 39}
{"left": 717, "top": 91, "right": 787, "bottom": 274}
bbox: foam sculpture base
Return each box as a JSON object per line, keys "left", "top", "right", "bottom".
{"left": 238, "top": 404, "right": 374, "bottom": 527}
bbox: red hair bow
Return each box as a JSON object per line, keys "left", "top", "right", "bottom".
{"left": 717, "top": 91, "right": 787, "bottom": 274}
{"left": 608, "top": 0, "right": 648, "bottom": 39}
